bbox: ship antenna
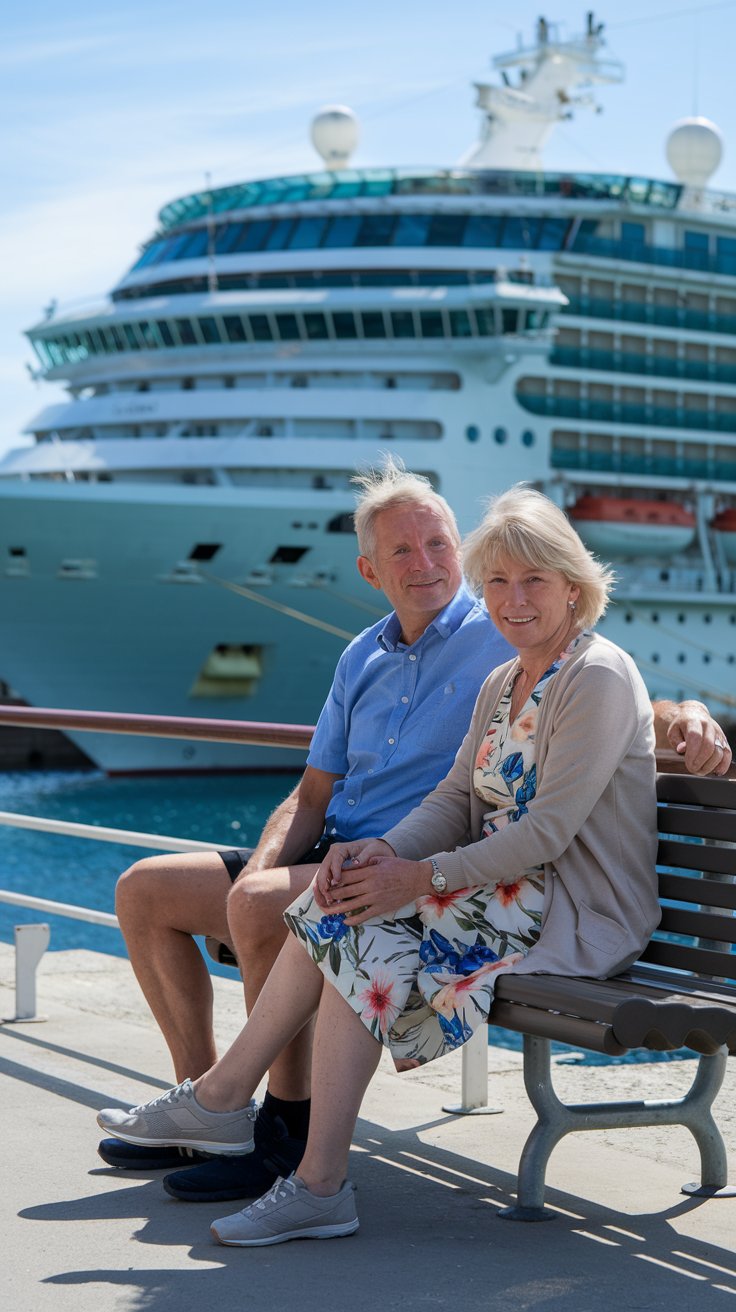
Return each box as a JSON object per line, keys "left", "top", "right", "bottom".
{"left": 204, "top": 171, "right": 218, "bottom": 294}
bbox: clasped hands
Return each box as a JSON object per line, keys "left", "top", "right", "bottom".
{"left": 313, "top": 838, "right": 431, "bottom": 925}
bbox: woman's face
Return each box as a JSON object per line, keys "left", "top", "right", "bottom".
{"left": 482, "top": 554, "right": 581, "bottom": 663}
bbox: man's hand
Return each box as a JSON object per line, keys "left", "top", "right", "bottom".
{"left": 313, "top": 838, "right": 395, "bottom": 908}
{"left": 314, "top": 850, "right": 430, "bottom": 923}
{"left": 654, "top": 699, "right": 732, "bottom": 776}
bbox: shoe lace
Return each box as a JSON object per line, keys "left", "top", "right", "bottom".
{"left": 248, "top": 1175, "right": 298, "bottom": 1213}
{"left": 129, "top": 1080, "right": 191, "bottom": 1115}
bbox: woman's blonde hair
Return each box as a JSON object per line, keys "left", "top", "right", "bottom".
{"left": 463, "top": 485, "right": 615, "bottom": 629}
{"left": 352, "top": 454, "right": 460, "bottom": 559}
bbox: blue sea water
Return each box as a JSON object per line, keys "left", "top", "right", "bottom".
{"left": 0, "top": 769, "right": 693, "bottom": 1065}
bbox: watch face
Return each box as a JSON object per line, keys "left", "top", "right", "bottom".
{"left": 431, "top": 871, "right": 448, "bottom": 893}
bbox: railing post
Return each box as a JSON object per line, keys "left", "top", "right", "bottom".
{"left": 442, "top": 1024, "right": 503, "bottom": 1116}
{"left": 10, "top": 923, "right": 50, "bottom": 1022}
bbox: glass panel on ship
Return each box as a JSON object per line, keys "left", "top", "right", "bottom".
{"left": 12, "top": 166, "right": 736, "bottom": 734}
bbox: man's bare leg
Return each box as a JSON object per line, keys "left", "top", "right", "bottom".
{"left": 225, "top": 864, "right": 319, "bottom": 1101}
{"left": 115, "top": 852, "right": 234, "bottom": 1081}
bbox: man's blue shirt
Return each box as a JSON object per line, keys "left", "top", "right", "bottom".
{"left": 307, "top": 584, "right": 514, "bottom": 839}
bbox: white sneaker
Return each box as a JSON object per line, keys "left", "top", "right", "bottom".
{"left": 96, "top": 1080, "right": 257, "bottom": 1154}
{"left": 211, "top": 1174, "right": 359, "bottom": 1246}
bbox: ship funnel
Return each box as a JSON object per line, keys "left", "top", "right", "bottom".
{"left": 666, "top": 117, "right": 723, "bottom": 188}
{"left": 310, "top": 105, "right": 359, "bottom": 170}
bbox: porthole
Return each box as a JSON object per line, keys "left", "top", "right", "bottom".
{"left": 521, "top": 430, "right": 535, "bottom": 447}
{"left": 677, "top": 613, "right": 686, "bottom": 623}
{"left": 651, "top": 653, "right": 660, "bottom": 663}
{"left": 703, "top": 653, "right": 712, "bottom": 663}
{"left": 651, "top": 613, "right": 659, "bottom": 623}
{"left": 624, "top": 612, "right": 633, "bottom": 623}
{"left": 465, "top": 425, "right": 480, "bottom": 443}
{"left": 677, "top": 653, "right": 686, "bottom": 663}
{"left": 704, "top": 614, "right": 712, "bottom": 624}
{"left": 494, "top": 427, "right": 508, "bottom": 444}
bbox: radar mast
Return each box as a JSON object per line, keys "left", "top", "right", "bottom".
{"left": 461, "top": 11, "right": 623, "bottom": 171}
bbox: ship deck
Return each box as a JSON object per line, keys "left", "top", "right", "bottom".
{"left": 3, "top": 941, "right": 736, "bottom": 1311}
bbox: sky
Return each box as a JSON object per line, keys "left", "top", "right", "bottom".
{"left": 3, "top": 0, "right": 736, "bottom": 457}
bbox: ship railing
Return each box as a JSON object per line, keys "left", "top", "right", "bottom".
{"left": 0, "top": 705, "right": 312, "bottom": 1023}
{"left": 0, "top": 704, "right": 723, "bottom": 1113}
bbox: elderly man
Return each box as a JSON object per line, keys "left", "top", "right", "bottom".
{"left": 100, "top": 460, "right": 731, "bottom": 1203}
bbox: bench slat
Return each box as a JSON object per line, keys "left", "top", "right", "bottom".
{"left": 640, "top": 936, "right": 736, "bottom": 980}
{"left": 657, "top": 774, "right": 736, "bottom": 807}
{"left": 490, "top": 999, "right": 626, "bottom": 1055}
{"left": 658, "top": 804, "right": 736, "bottom": 842}
{"left": 658, "top": 871, "right": 736, "bottom": 909}
{"left": 657, "top": 838, "right": 736, "bottom": 877}
{"left": 657, "top": 904, "right": 736, "bottom": 944}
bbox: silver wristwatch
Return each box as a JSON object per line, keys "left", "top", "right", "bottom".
{"left": 429, "top": 858, "right": 448, "bottom": 894}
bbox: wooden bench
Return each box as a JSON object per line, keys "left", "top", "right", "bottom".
{"left": 486, "top": 772, "right": 736, "bottom": 1219}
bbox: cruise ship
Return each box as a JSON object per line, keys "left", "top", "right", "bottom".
{"left": 1, "top": 12, "right": 735, "bottom": 773}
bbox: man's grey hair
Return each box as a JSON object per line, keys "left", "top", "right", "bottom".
{"left": 352, "top": 455, "right": 460, "bottom": 559}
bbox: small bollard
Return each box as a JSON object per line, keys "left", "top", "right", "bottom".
{"left": 442, "top": 1023, "right": 504, "bottom": 1116}
{"left": 9, "top": 922, "right": 51, "bottom": 1022}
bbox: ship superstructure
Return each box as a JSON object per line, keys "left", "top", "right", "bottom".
{"left": 1, "top": 14, "right": 734, "bottom": 771}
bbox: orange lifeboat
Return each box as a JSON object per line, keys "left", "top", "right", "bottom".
{"left": 711, "top": 508, "right": 736, "bottom": 563}
{"left": 569, "top": 496, "right": 696, "bottom": 558}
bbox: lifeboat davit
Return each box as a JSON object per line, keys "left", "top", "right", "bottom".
{"left": 711, "top": 508, "right": 736, "bottom": 563}
{"left": 569, "top": 496, "right": 696, "bottom": 558}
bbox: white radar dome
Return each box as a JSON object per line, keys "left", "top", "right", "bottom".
{"left": 310, "top": 105, "right": 359, "bottom": 170}
{"left": 666, "top": 117, "right": 724, "bottom": 187}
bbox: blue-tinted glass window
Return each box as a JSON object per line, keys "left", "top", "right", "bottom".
{"left": 265, "top": 219, "right": 295, "bottom": 251}
{"left": 233, "top": 221, "right": 273, "bottom": 252}
{"left": 538, "top": 217, "right": 569, "bottom": 249}
{"left": 275, "top": 314, "right": 300, "bottom": 341}
{"left": 164, "top": 233, "right": 196, "bottom": 262}
{"left": 223, "top": 315, "right": 247, "bottom": 342}
{"left": 462, "top": 215, "right": 501, "bottom": 247}
{"left": 621, "top": 221, "right": 645, "bottom": 244}
{"left": 289, "top": 217, "right": 328, "bottom": 249}
{"left": 332, "top": 311, "right": 358, "bottom": 338}
{"left": 361, "top": 311, "right": 386, "bottom": 338}
{"left": 304, "top": 313, "right": 330, "bottom": 340}
{"left": 494, "top": 426, "right": 508, "bottom": 444}
{"left": 356, "top": 215, "right": 396, "bottom": 246}
{"left": 178, "top": 229, "right": 210, "bottom": 259}
{"left": 427, "top": 214, "right": 467, "bottom": 246}
{"left": 108, "top": 326, "right": 125, "bottom": 351}
{"left": 393, "top": 214, "right": 430, "bottom": 245}
{"left": 521, "top": 430, "right": 535, "bottom": 447}
{"left": 419, "top": 310, "right": 444, "bottom": 337}
{"left": 500, "top": 217, "right": 541, "bottom": 248}
{"left": 134, "top": 240, "right": 167, "bottom": 270}
{"left": 156, "top": 320, "right": 175, "bottom": 347}
{"left": 449, "top": 309, "right": 473, "bottom": 337}
{"left": 137, "top": 321, "right": 158, "bottom": 349}
{"left": 122, "top": 323, "right": 142, "bottom": 350}
{"left": 175, "top": 319, "right": 197, "bottom": 345}
{"left": 323, "top": 216, "right": 361, "bottom": 247}
{"left": 684, "top": 229, "right": 709, "bottom": 250}
{"left": 475, "top": 308, "right": 496, "bottom": 335}
{"left": 198, "top": 317, "right": 221, "bottom": 343}
{"left": 215, "top": 222, "right": 245, "bottom": 254}
{"left": 501, "top": 308, "right": 519, "bottom": 334}
{"left": 465, "top": 425, "right": 480, "bottom": 442}
{"left": 716, "top": 236, "right": 736, "bottom": 274}
{"left": 391, "top": 310, "right": 416, "bottom": 338}
{"left": 248, "top": 315, "right": 273, "bottom": 342}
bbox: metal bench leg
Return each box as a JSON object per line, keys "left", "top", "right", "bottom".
{"left": 679, "top": 1048, "right": 736, "bottom": 1198}
{"left": 499, "top": 1036, "right": 736, "bottom": 1222}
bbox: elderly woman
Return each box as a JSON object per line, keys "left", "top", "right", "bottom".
{"left": 100, "top": 487, "right": 659, "bottom": 1247}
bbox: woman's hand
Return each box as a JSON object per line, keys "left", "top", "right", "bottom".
{"left": 313, "top": 838, "right": 395, "bottom": 908}
{"left": 317, "top": 854, "right": 433, "bottom": 924}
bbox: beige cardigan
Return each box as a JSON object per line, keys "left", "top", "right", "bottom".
{"left": 384, "top": 633, "right": 660, "bottom": 979}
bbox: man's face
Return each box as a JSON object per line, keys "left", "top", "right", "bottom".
{"left": 357, "top": 502, "right": 463, "bottom": 640}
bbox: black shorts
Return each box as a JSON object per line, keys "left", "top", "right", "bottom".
{"left": 218, "top": 835, "right": 342, "bottom": 884}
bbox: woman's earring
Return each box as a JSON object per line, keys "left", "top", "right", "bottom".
{"left": 569, "top": 600, "right": 577, "bottom": 610}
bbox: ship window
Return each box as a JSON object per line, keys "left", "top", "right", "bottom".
{"left": 323, "top": 216, "right": 361, "bottom": 247}
{"left": 177, "top": 229, "right": 209, "bottom": 259}
{"left": 390, "top": 310, "right": 416, "bottom": 338}
{"left": 677, "top": 653, "right": 686, "bottom": 663}
{"left": 156, "top": 320, "right": 176, "bottom": 347}
{"left": 304, "top": 313, "right": 330, "bottom": 340}
{"left": 621, "top": 221, "right": 646, "bottom": 245}
{"left": 266, "top": 218, "right": 295, "bottom": 250}
{"left": 449, "top": 310, "right": 473, "bottom": 337}
{"left": 270, "top": 546, "right": 310, "bottom": 564}
{"left": 427, "top": 214, "right": 466, "bottom": 246}
{"left": 360, "top": 311, "right": 385, "bottom": 338}
{"left": 521, "top": 430, "right": 535, "bottom": 447}
{"left": 176, "top": 318, "right": 197, "bottom": 345}
{"left": 538, "top": 217, "right": 569, "bottom": 249}
{"left": 233, "top": 220, "right": 272, "bottom": 252}
{"left": 684, "top": 230, "right": 709, "bottom": 251}
{"left": 327, "top": 512, "right": 355, "bottom": 534}
{"left": 198, "top": 317, "right": 221, "bottom": 343}
{"left": 275, "top": 314, "right": 300, "bottom": 341}
{"left": 123, "top": 323, "right": 142, "bottom": 350}
{"left": 215, "top": 221, "right": 246, "bottom": 253}
{"left": 188, "top": 543, "right": 222, "bottom": 562}
{"left": 494, "top": 427, "right": 507, "bottom": 444}
{"left": 501, "top": 217, "right": 540, "bottom": 249}
{"left": 248, "top": 315, "right": 273, "bottom": 342}
{"left": 332, "top": 311, "right": 358, "bottom": 339}
{"left": 223, "top": 315, "right": 247, "bottom": 342}
{"left": 290, "top": 217, "right": 328, "bottom": 249}
{"left": 501, "top": 308, "right": 519, "bottom": 334}
{"left": 9, "top": 547, "right": 26, "bottom": 556}
{"left": 475, "top": 308, "right": 495, "bottom": 336}
{"left": 465, "top": 425, "right": 480, "bottom": 443}
{"left": 462, "top": 215, "right": 501, "bottom": 247}
{"left": 393, "top": 214, "right": 430, "bottom": 245}
{"left": 419, "top": 311, "right": 444, "bottom": 338}
{"left": 356, "top": 215, "right": 395, "bottom": 246}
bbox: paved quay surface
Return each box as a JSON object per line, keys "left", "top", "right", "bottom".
{"left": 2, "top": 941, "right": 736, "bottom": 1312}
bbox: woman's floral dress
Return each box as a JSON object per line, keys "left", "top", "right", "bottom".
{"left": 285, "top": 637, "right": 583, "bottom": 1068}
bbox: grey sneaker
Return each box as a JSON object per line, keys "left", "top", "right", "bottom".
{"left": 210, "top": 1174, "right": 358, "bottom": 1247}
{"left": 96, "top": 1080, "right": 257, "bottom": 1155}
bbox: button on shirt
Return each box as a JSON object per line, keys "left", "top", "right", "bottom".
{"left": 307, "top": 584, "right": 514, "bottom": 839}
